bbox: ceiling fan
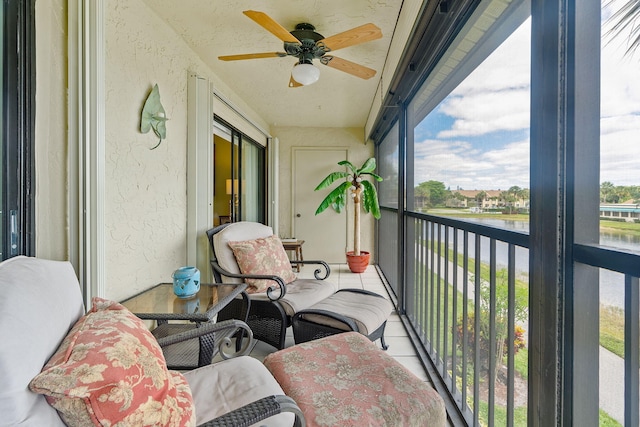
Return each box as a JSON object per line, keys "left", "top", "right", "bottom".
{"left": 218, "top": 10, "right": 382, "bottom": 87}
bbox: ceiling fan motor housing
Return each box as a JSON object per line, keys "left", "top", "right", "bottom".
{"left": 291, "top": 23, "right": 324, "bottom": 42}
{"left": 284, "top": 22, "right": 330, "bottom": 62}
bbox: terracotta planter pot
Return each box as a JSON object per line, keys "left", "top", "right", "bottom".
{"left": 346, "top": 251, "right": 370, "bottom": 273}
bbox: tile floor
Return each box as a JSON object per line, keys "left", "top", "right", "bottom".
{"left": 246, "top": 263, "right": 431, "bottom": 383}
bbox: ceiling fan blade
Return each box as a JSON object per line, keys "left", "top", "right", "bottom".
{"left": 319, "top": 23, "right": 382, "bottom": 52}
{"left": 323, "top": 56, "right": 377, "bottom": 80}
{"left": 218, "top": 52, "right": 286, "bottom": 61}
{"left": 243, "top": 10, "right": 300, "bottom": 44}
{"left": 288, "top": 75, "right": 303, "bottom": 88}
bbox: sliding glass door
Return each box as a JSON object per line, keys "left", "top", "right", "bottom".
{"left": 240, "top": 137, "right": 265, "bottom": 222}
{"left": 1, "top": 0, "right": 35, "bottom": 260}
{"left": 213, "top": 117, "right": 265, "bottom": 225}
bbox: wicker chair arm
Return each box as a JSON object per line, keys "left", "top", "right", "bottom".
{"left": 288, "top": 260, "right": 331, "bottom": 280}
{"left": 294, "top": 309, "right": 359, "bottom": 332}
{"left": 210, "top": 261, "right": 287, "bottom": 301}
{"left": 154, "top": 319, "right": 254, "bottom": 359}
{"left": 135, "top": 312, "right": 208, "bottom": 323}
{"left": 200, "top": 284, "right": 249, "bottom": 320}
{"left": 197, "top": 395, "right": 305, "bottom": 427}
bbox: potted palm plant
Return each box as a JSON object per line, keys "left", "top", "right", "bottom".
{"left": 314, "top": 157, "right": 383, "bottom": 273}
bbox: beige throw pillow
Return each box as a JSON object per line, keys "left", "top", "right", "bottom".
{"left": 228, "top": 234, "right": 297, "bottom": 293}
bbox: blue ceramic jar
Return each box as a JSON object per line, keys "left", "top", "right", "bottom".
{"left": 172, "top": 266, "right": 200, "bottom": 298}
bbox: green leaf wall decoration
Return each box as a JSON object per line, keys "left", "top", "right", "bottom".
{"left": 140, "top": 84, "right": 168, "bottom": 149}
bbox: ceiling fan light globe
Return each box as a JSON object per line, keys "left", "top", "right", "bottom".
{"left": 292, "top": 63, "right": 320, "bottom": 85}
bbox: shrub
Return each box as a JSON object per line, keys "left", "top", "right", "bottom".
{"left": 457, "top": 313, "right": 526, "bottom": 372}
{"left": 456, "top": 269, "right": 528, "bottom": 380}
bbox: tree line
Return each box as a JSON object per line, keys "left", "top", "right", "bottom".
{"left": 414, "top": 180, "right": 640, "bottom": 208}
{"left": 414, "top": 180, "right": 530, "bottom": 211}
{"left": 600, "top": 182, "right": 640, "bottom": 204}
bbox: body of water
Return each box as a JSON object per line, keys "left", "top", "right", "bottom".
{"left": 444, "top": 217, "right": 640, "bottom": 309}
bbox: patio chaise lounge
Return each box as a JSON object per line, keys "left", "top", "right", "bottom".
{"left": 207, "top": 221, "right": 393, "bottom": 351}
{"left": 0, "top": 256, "right": 303, "bottom": 427}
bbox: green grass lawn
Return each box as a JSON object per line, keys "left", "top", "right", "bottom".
{"left": 600, "top": 219, "right": 640, "bottom": 235}
{"left": 513, "top": 348, "right": 527, "bottom": 380}
{"left": 430, "top": 240, "right": 626, "bottom": 358}
{"left": 600, "top": 409, "right": 623, "bottom": 427}
{"left": 477, "top": 400, "right": 528, "bottom": 426}
{"left": 474, "top": 403, "right": 620, "bottom": 427}
{"left": 600, "top": 305, "right": 625, "bottom": 358}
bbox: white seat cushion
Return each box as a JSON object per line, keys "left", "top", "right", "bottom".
{"left": 183, "top": 356, "right": 294, "bottom": 427}
{"left": 213, "top": 221, "right": 274, "bottom": 283}
{"left": 0, "top": 256, "right": 84, "bottom": 426}
{"left": 250, "top": 278, "right": 340, "bottom": 316}
{"left": 297, "top": 290, "right": 393, "bottom": 335}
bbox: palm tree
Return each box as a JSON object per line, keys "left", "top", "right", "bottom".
{"left": 500, "top": 191, "right": 517, "bottom": 214}
{"left": 601, "top": 181, "right": 615, "bottom": 203}
{"left": 414, "top": 184, "right": 430, "bottom": 210}
{"left": 452, "top": 191, "right": 466, "bottom": 207}
{"left": 605, "top": 0, "right": 640, "bottom": 56}
{"left": 314, "top": 158, "right": 382, "bottom": 257}
{"left": 475, "top": 191, "right": 487, "bottom": 208}
{"left": 508, "top": 186, "right": 525, "bottom": 210}
{"left": 520, "top": 188, "right": 531, "bottom": 211}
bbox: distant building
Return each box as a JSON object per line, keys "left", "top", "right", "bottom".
{"left": 447, "top": 189, "right": 529, "bottom": 211}
{"left": 599, "top": 201, "right": 640, "bottom": 222}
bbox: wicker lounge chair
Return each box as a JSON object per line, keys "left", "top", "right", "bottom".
{"left": 0, "top": 256, "right": 305, "bottom": 427}
{"left": 207, "top": 222, "right": 339, "bottom": 350}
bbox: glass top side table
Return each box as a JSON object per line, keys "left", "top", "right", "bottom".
{"left": 121, "top": 282, "right": 248, "bottom": 323}
{"left": 121, "top": 283, "right": 251, "bottom": 369}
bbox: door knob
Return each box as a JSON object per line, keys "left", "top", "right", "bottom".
{"left": 296, "top": 213, "right": 301, "bottom": 217}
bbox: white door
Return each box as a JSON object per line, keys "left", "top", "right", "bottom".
{"left": 293, "top": 148, "right": 348, "bottom": 263}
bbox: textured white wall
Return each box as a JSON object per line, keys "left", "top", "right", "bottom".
{"left": 104, "top": 0, "right": 268, "bottom": 301}
{"left": 273, "top": 126, "right": 376, "bottom": 261}
{"left": 34, "top": 0, "right": 377, "bottom": 299}
{"left": 34, "top": 0, "right": 68, "bottom": 261}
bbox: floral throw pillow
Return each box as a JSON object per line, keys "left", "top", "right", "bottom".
{"left": 29, "top": 298, "right": 195, "bottom": 427}
{"left": 228, "top": 234, "right": 297, "bottom": 293}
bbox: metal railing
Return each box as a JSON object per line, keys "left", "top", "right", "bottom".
{"left": 379, "top": 211, "right": 640, "bottom": 426}
{"left": 573, "top": 243, "right": 640, "bottom": 426}
{"left": 403, "top": 212, "right": 530, "bottom": 426}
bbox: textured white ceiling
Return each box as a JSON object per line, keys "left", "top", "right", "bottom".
{"left": 143, "top": 0, "right": 404, "bottom": 129}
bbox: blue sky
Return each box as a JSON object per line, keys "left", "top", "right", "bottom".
{"left": 412, "top": 1, "right": 640, "bottom": 191}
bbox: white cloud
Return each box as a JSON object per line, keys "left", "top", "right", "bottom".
{"left": 601, "top": 127, "right": 640, "bottom": 185}
{"left": 412, "top": 19, "right": 532, "bottom": 190}
{"left": 437, "top": 19, "right": 531, "bottom": 139}
{"left": 599, "top": 0, "right": 640, "bottom": 185}
{"left": 438, "top": 89, "right": 530, "bottom": 138}
{"left": 414, "top": 138, "right": 530, "bottom": 190}
{"left": 455, "top": 20, "right": 531, "bottom": 96}
{"left": 601, "top": 51, "right": 640, "bottom": 118}
{"left": 413, "top": 7, "right": 640, "bottom": 189}
{"left": 601, "top": 114, "right": 640, "bottom": 135}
